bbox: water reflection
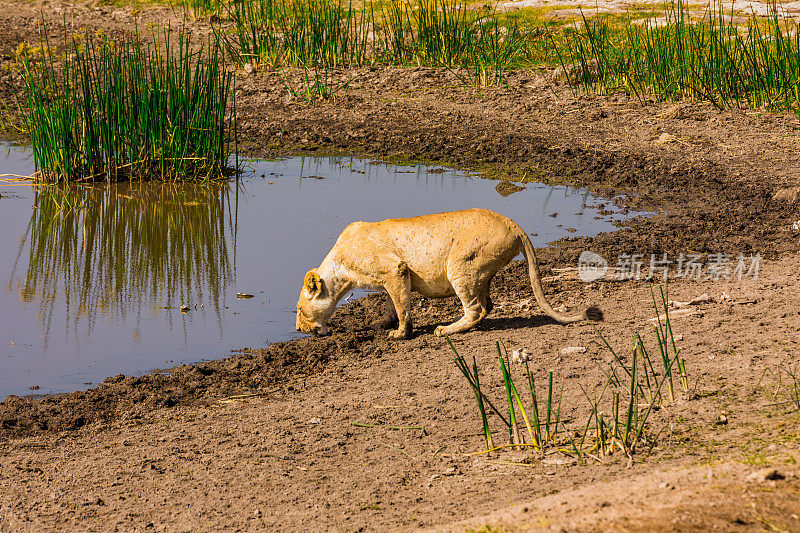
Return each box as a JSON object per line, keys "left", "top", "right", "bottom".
{"left": 10, "top": 182, "right": 236, "bottom": 350}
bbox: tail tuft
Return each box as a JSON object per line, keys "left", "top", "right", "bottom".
{"left": 585, "top": 306, "right": 604, "bottom": 322}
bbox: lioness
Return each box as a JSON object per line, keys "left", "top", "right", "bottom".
{"left": 296, "top": 208, "right": 602, "bottom": 339}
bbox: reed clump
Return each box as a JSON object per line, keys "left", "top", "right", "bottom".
{"left": 559, "top": 0, "right": 800, "bottom": 115}
{"left": 218, "top": 0, "right": 530, "bottom": 86}
{"left": 452, "top": 283, "right": 689, "bottom": 463}
{"left": 18, "top": 25, "right": 235, "bottom": 183}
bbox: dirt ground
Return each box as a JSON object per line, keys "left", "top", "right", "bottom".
{"left": 2, "top": 1, "right": 800, "bottom": 531}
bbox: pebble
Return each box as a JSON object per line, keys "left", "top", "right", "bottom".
{"left": 542, "top": 457, "right": 575, "bottom": 466}
{"left": 655, "top": 133, "right": 678, "bottom": 145}
{"left": 560, "top": 346, "right": 587, "bottom": 355}
{"left": 747, "top": 468, "right": 784, "bottom": 483}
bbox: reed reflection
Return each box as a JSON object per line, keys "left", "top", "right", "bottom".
{"left": 10, "top": 181, "right": 237, "bottom": 350}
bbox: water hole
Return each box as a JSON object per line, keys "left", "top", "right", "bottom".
{"left": 0, "top": 142, "right": 644, "bottom": 398}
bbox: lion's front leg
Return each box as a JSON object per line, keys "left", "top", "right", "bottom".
{"left": 383, "top": 261, "right": 412, "bottom": 340}
{"left": 372, "top": 295, "right": 399, "bottom": 331}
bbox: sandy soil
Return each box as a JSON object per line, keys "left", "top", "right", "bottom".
{"left": 2, "top": 1, "right": 800, "bottom": 531}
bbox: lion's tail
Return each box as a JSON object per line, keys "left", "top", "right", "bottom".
{"left": 518, "top": 228, "right": 603, "bottom": 324}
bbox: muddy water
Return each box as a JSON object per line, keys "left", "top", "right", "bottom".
{"left": 0, "top": 143, "right": 641, "bottom": 398}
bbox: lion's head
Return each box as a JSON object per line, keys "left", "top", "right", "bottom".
{"left": 295, "top": 269, "right": 334, "bottom": 336}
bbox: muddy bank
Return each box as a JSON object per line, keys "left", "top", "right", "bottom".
{"left": 0, "top": 295, "right": 381, "bottom": 438}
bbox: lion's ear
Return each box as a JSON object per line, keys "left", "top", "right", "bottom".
{"left": 304, "top": 270, "right": 323, "bottom": 296}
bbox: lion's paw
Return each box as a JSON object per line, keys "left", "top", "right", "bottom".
{"left": 389, "top": 329, "right": 409, "bottom": 340}
{"left": 434, "top": 326, "right": 445, "bottom": 337}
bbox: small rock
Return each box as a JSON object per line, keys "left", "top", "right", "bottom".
{"left": 714, "top": 414, "right": 728, "bottom": 426}
{"left": 243, "top": 63, "right": 255, "bottom": 75}
{"left": 254, "top": 509, "right": 262, "bottom": 518}
{"left": 658, "top": 482, "right": 675, "bottom": 490}
{"left": 511, "top": 349, "right": 530, "bottom": 364}
{"left": 442, "top": 467, "right": 457, "bottom": 476}
{"left": 549, "top": 59, "right": 600, "bottom": 84}
{"left": 773, "top": 186, "right": 800, "bottom": 204}
{"left": 560, "top": 346, "right": 587, "bottom": 356}
{"left": 307, "top": 417, "right": 321, "bottom": 425}
{"left": 747, "top": 468, "right": 785, "bottom": 483}
{"left": 542, "top": 457, "right": 575, "bottom": 466}
{"left": 655, "top": 133, "right": 678, "bottom": 145}
{"left": 495, "top": 180, "right": 525, "bottom": 197}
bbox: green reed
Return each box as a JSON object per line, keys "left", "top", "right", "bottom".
{"left": 18, "top": 25, "right": 235, "bottom": 182}
{"left": 760, "top": 365, "right": 800, "bottom": 411}
{"left": 561, "top": 0, "right": 800, "bottom": 115}
{"left": 451, "top": 283, "right": 688, "bottom": 461}
{"left": 181, "top": 0, "right": 226, "bottom": 20}
{"left": 12, "top": 183, "right": 236, "bottom": 344}
{"left": 184, "top": 0, "right": 800, "bottom": 108}
{"left": 452, "top": 340, "right": 562, "bottom": 453}
{"left": 222, "top": 0, "right": 372, "bottom": 68}
{"left": 220, "top": 0, "right": 530, "bottom": 86}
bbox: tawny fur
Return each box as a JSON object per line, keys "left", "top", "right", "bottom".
{"left": 295, "top": 208, "right": 602, "bottom": 339}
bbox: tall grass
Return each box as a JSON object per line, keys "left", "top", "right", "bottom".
{"left": 561, "top": 0, "right": 800, "bottom": 114}
{"left": 196, "top": 0, "right": 800, "bottom": 111}
{"left": 218, "top": 0, "right": 530, "bottom": 86}
{"left": 224, "top": 0, "right": 372, "bottom": 68}
{"left": 18, "top": 25, "right": 235, "bottom": 183}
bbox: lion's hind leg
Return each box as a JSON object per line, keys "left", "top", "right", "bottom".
{"left": 434, "top": 278, "right": 491, "bottom": 337}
